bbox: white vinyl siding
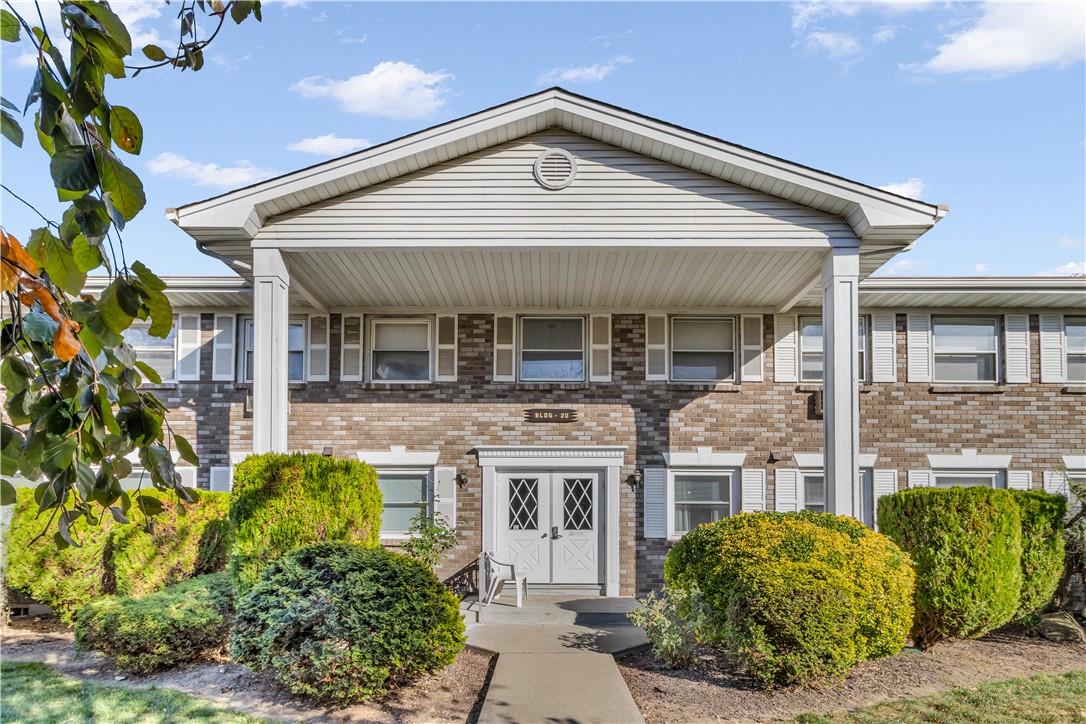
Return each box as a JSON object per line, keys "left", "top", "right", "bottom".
{"left": 931, "top": 316, "right": 998, "bottom": 383}
{"left": 870, "top": 312, "right": 897, "bottom": 383}
{"left": 670, "top": 317, "right": 735, "bottom": 382}
{"left": 1067, "top": 316, "right": 1086, "bottom": 383}
{"left": 519, "top": 316, "right": 585, "bottom": 382}
{"left": 125, "top": 317, "right": 178, "bottom": 383}
{"left": 370, "top": 318, "right": 432, "bottom": 383}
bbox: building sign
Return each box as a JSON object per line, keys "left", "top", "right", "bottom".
{"left": 523, "top": 408, "right": 578, "bottom": 424}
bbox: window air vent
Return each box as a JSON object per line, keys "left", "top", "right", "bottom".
{"left": 533, "top": 149, "right": 577, "bottom": 189}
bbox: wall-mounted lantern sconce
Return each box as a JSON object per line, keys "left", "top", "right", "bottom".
{"left": 454, "top": 473, "right": 469, "bottom": 488}
{"left": 625, "top": 470, "right": 644, "bottom": 490}
{"left": 767, "top": 451, "right": 780, "bottom": 464}
{"left": 322, "top": 447, "right": 334, "bottom": 457}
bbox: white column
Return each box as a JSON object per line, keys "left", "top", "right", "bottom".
{"left": 822, "top": 247, "right": 860, "bottom": 517}
{"left": 253, "top": 249, "right": 290, "bottom": 453}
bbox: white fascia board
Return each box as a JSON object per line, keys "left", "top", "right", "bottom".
{"left": 357, "top": 446, "right": 440, "bottom": 467}
{"left": 860, "top": 277, "right": 1086, "bottom": 294}
{"left": 793, "top": 453, "right": 878, "bottom": 469}
{"left": 663, "top": 447, "right": 747, "bottom": 467}
{"left": 927, "top": 448, "right": 1012, "bottom": 470}
{"left": 475, "top": 445, "right": 627, "bottom": 468}
{"left": 1062, "top": 455, "right": 1086, "bottom": 471}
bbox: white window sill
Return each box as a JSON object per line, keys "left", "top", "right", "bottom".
{"left": 1062, "top": 384, "right": 1086, "bottom": 394}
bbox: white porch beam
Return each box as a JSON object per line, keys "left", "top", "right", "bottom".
{"left": 778, "top": 270, "right": 822, "bottom": 312}
{"left": 252, "top": 248, "right": 290, "bottom": 453}
{"left": 822, "top": 248, "right": 860, "bottom": 517}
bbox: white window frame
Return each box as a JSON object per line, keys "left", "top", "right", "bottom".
{"left": 858, "top": 314, "right": 870, "bottom": 383}
{"left": 368, "top": 317, "right": 433, "bottom": 384}
{"left": 669, "top": 316, "right": 737, "bottom": 383}
{"left": 932, "top": 469, "right": 1005, "bottom": 489}
{"left": 375, "top": 466, "right": 433, "bottom": 539}
{"left": 666, "top": 468, "right": 736, "bottom": 540}
{"left": 125, "top": 314, "right": 178, "bottom": 385}
{"left": 931, "top": 315, "right": 1000, "bottom": 384}
{"left": 1066, "top": 315, "right": 1086, "bottom": 384}
{"left": 238, "top": 315, "right": 308, "bottom": 384}
{"left": 798, "top": 315, "right": 824, "bottom": 383}
{"left": 800, "top": 469, "right": 827, "bottom": 512}
{"left": 518, "top": 315, "right": 586, "bottom": 383}
{"left": 796, "top": 315, "right": 870, "bottom": 383}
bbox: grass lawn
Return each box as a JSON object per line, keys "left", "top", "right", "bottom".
{"left": 793, "top": 669, "right": 1086, "bottom": 723}
{"left": 0, "top": 662, "right": 272, "bottom": 724}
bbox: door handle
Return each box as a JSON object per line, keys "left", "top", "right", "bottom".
{"left": 551, "top": 526, "right": 561, "bottom": 540}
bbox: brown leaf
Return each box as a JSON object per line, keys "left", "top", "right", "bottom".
{"left": 0, "top": 260, "right": 18, "bottom": 293}
{"left": 54, "top": 319, "right": 82, "bottom": 362}
{"left": 18, "top": 286, "right": 62, "bottom": 321}
{"left": 1, "top": 232, "right": 40, "bottom": 277}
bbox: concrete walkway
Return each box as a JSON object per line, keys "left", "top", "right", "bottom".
{"left": 467, "top": 595, "right": 647, "bottom": 724}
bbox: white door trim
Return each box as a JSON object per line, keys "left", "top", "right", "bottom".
{"left": 477, "top": 445, "right": 625, "bottom": 597}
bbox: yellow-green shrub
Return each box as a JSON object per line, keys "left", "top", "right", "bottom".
{"left": 664, "top": 511, "right": 914, "bottom": 686}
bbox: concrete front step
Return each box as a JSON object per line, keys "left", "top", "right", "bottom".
{"left": 462, "top": 593, "right": 638, "bottom": 625}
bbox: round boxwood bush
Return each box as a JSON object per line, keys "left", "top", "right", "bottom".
{"left": 878, "top": 486, "right": 1023, "bottom": 647}
{"left": 231, "top": 542, "right": 465, "bottom": 704}
{"left": 228, "top": 453, "right": 381, "bottom": 592}
{"left": 664, "top": 511, "right": 915, "bottom": 686}
{"left": 1010, "top": 489, "right": 1066, "bottom": 619}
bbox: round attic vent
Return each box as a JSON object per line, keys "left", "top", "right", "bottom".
{"left": 533, "top": 148, "right": 577, "bottom": 189}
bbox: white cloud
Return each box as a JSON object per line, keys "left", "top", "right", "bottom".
{"left": 918, "top": 1, "right": 1085, "bottom": 75}
{"left": 334, "top": 27, "right": 368, "bottom": 45}
{"left": 291, "top": 61, "right": 453, "bottom": 119}
{"left": 287, "top": 134, "right": 371, "bottom": 156}
{"left": 878, "top": 178, "right": 926, "bottom": 198}
{"left": 1056, "top": 236, "right": 1083, "bottom": 249}
{"left": 872, "top": 25, "right": 897, "bottom": 43}
{"left": 589, "top": 30, "right": 633, "bottom": 48}
{"left": 147, "top": 152, "right": 275, "bottom": 188}
{"left": 883, "top": 258, "right": 927, "bottom": 274}
{"left": 113, "top": 1, "right": 166, "bottom": 49}
{"left": 538, "top": 55, "right": 634, "bottom": 85}
{"left": 791, "top": 1, "right": 931, "bottom": 31}
{"left": 806, "top": 31, "right": 861, "bottom": 57}
{"left": 974, "top": 263, "right": 991, "bottom": 273}
{"left": 1038, "top": 261, "right": 1086, "bottom": 277}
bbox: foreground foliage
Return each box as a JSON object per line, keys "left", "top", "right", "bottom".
{"left": 1010, "top": 489, "right": 1066, "bottom": 619}
{"left": 5, "top": 487, "right": 229, "bottom": 623}
{"left": 627, "top": 586, "right": 705, "bottom": 668}
{"left": 231, "top": 542, "right": 465, "bottom": 705}
{"left": 228, "top": 453, "right": 381, "bottom": 592}
{"left": 0, "top": 661, "right": 270, "bottom": 724}
{"left": 75, "top": 572, "right": 235, "bottom": 674}
{"left": 664, "top": 512, "right": 915, "bottom": 686}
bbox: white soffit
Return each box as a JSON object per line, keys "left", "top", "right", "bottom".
{"left": 860, "top": 277, "right": 1086, "bottom": 309}
{"left": 927, "top": 448, "right": 1012, "bottom": 470}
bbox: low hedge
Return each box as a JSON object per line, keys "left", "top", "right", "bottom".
{"left": 231, "top": 542, "right": 464, "bottom": 704}
{"left": 1010, "top": 490, "right": 1066, "bottom": 619}
{"left": 664, "top": 511, "right": 915, "bottom": 685}
{"left": 5, "top": 487, "right": 230, "bottom": 624}
{"left": 75, "top": 572, "right": 235, "bottom": 674}
{"left": 878, "top": 486, "right": 1023, "bottom": 647}
{"left": 228, "top": 453, "right": 382, "bottom": 593}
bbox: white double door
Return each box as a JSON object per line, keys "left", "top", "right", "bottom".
{"left": 497, "top": 470, "right": 600, "bottom": 585}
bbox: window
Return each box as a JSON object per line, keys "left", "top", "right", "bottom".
{"left": 520, "top": 317, "right": 585, "bottom": 381}
{"left": 371, "top": 318, "right": 431, "bottom": 382}
{"left": 672, "top": 472, "right": 730, "bottom": 535}
{"left": 798, "top": 315, "right": 870, "bottom": 383}
{"left": 933, "top": 470, "right": 1002, "bottom": 488}
{"left": 124, "top": 318, "right": 176, "bottom": 383}
{"left": 858, "top": 315, "right": 870, "bottom": 383}
{"left": 932, "top": 316, "right": 998, "bottom": 383}
{"left": 1067, "top": 316, "right": 1086, "bottom": 383}
{"left": 803, "top": 472, "right": 826, "bottom": 512}
{"left": 670, "top": 317, "right": 735, "bottom": 382}
{"left": 240, "top": 316, "right": 306, "bottom": 383}
{"left": 377, "top": 470, "right": 430, "bottom": 535}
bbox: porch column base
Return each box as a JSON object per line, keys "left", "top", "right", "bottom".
{"left": 822, "top": 247, "right": 860, "bottom": 517}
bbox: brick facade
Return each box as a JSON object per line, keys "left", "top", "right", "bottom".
{"left": 157, "top": 311, "right": 1085, "bottom": 596}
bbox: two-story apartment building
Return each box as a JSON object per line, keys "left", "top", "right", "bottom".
{"left": 137, "top": 89, "right": 1083, "bottom": 596}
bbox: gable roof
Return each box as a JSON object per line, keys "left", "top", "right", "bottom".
{"left": 167, "top": 87, "right": 946, "bottom": 254}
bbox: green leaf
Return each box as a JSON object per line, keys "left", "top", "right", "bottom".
{"left": 50, "top": 144, "right": 97, "bottom": 195}
{"left": 81, "top": 2, "right": 132, "bottom": 57}
{"left": 42, "top": 436, "right": 77, "bottom": 472}
{"left": 134, "top": 359, "right": 162, "bottom": 385}
{"left": 1, "top": 108, "right": 22, "bottom": 147}
{"left": 74, "top": 459, "right": 96, "bottom": 498}
{"left": 97, "top": 278, "right": 136, "bottom": 333}
{"left": 0, "top": 9, "right": 19, "bottom": 42}
{"left": 0, "top": 357, "right": 32, "bottom": 395}
{"left": 58, "top": 509, "right": 81, "bottom": 548}
{"left": 108, "top": 105, "right": 142, "bottom": 154}
{"left": 109, "top": 505, "right": 129, "bottom": 523}
{"left": 72, "top": 234, "right": 102, "bottom": 272}
{"left": 94, "top": 149, "right": 145, "bottom": 221}
{"left": 29, "top": 227, "right": 85, "bottom": 295}
{"left": 72, "top": 196, "right": 112, "bottom": 245}
{"left": 1, "top": 480, "right": 15, "bottom": 506}
{"left": 173, "top": 433, "right": 199, "bottom": 466}
{"left": 132, "top": 261, "right": 172, "bottom": 337}
{"left": 142, "top": 44, "right": 167, "bottom": 62}
{"left": 0, "top": 96, "right": 15, "bottom": 112}
{"left": 22, "top": 308, "right": 58, "bottom": 343}
{"left": 136, "top": 494, "right": 164, "bottom": 516}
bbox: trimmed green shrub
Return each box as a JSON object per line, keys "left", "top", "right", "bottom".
{"left": 878, "top": 486, "right": 1023, "bottom": 647}
{"left": 75, "top": 572, "right": 234, "bottom": 674}
{"left": 231, "top": 542, "right": 464, "bottom": 704}
{"left": 1011, "top": 490, "right": 1066, "bottom": 619}
{"left": 5, "top": 488, "right": 230, "bottom": 624}
{"left": 228, "top": 453, "right": 381, "bottom": 592}
{"left": 627, "top": 586, "right": 706, "bottom": 668}
{"left": 664, "top": 511, "right": 915, "bottom": 686}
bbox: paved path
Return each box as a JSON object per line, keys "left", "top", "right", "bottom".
{"left": 467, "top": 596, "right": 646, "bottom": 724}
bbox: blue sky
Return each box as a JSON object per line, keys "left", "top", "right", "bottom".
{"left": 2, "top": 1, "right": 1084, "bottom": 277}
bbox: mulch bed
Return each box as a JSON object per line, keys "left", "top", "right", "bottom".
{"left": 617, "top": 630, "right": 1086, "bottom": 723}
{"left": 2, "top": 616, "right": 494, "bottom": 723}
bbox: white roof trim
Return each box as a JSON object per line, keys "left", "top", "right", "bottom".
{"left": 793, "top": 453, "right": 878, "bottom": 468}
{"left": 927, "top": 448, "right": 1012, "bottom": 470}
{"left": 475, "top": 445, "right": 626, "bottom": 467}
{"left": 1062, "top": 454, "right": 1086, "bottom": 472}
{"left": 357, "top": 445, "right": 440, "bottom": 467}
{"left": 861, "top": 277, "right": 1086, "bottom": 294}
{"left": 664, "top": 447, "right": 747, "bottom": 467}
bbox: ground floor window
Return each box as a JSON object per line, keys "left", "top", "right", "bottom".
{"left": 376, "top": 469, "right": 431, "bottom": 535}
{"left": 670, "top": 470, "right": 732, "bottom": 536}
{"left": 933, "top": 470, "right": 1004, "bottom": 488}
{"left": 802, "top": 471, "right": 826, "bottom": 512}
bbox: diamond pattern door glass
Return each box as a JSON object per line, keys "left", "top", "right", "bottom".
{"left": 508, "top": 478, "right": 539, "bottom": 530}
{"left": 563, "top": 477, "right": 594, "bottom": 531}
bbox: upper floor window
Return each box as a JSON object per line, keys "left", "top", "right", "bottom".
{"left": 798, "top": 315, "right": 870, "bottom": 383}
{"left": 124, "top": 318, "right": 177, "bottom": 383}
{"left": 1066, "top": 316, "right": 1086, "bottom": 383}
{"left": 371, "top": 318, "right": 431, "bottom": 382}
{"left": 240, "top": 316, "right": 306, "bottom": 383}
{"left": 933, "top": 470, "right": 1004, "bottom": 488}
{"left": 670, "top": 317, "right": 735, "bottom": 382}
{"left": 520, "top": 317, "right": 585, "bottom": 382}
{"left": 671, "top": 470, "right": 732, "bottom": 536}
{"left": 932, "top": 316, "right": 998, "bottom": 383}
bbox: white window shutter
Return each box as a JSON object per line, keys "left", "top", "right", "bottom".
{"left": 740, "top": 315, "right": 764, "bottom": 382}
{"left": 1039, "top": 314, "right": 1065, "bottom": 383}
{"left": 340, "top": 314, "right": 363, "bottom": 381}
{"left": 773, "top": 315, "right": 798, "bottom": 382}
{"left": 211, "top": 314, "right": 236, "bottom": 381}
{"left": 872, "top": 469, "right": 898, "bottom": 529}
{"left": 493, "top": 314, "right": 516, "bottom": 382}
{"left": 871, "top": 313, "right": 897, "bottom": 383}
{"left": 308, "top": 314, "right": 329, "bottom": 382}
{"left": 740, "top": 468, "right": 766, "bottom": 512}
{"left": 1004, "top": 314, "right": 1030, "bottom": 384}
{"left": 590, "top": 314, "right": 612, "bottom": 382}
{"left": 908, "top": 469, "right": 933, "bottom": 488}
{"left": 774, "top": 469, "right": 799, "bottom": 512}
{"left": 1007, "top": 469, "right": 1031, "bottom": 491}
{"left": 209, "top": 466, "right": 232, "bottom": 492}
{"left": 1043, "top": 470, "right": 1069, "bottom": 496}
{"left": 176, "top": 313, "right": 201, "bottom": 381}
{"left": 645, "top": 314, "right": 668, "bottom": 381}
{"left": 177, "top": 467, "right": 197, "bottom": 487}
{"left": 433, "top": 466, "right": 457, "bottom": 528}
{"left": 643, "top": 467, "right": 667, "bottom": 538}
{"left": 436, "top": 314, "right": 458, "bottom": 382}
{"left": 906, "top": 313, "right": 932, "bottom": 382}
